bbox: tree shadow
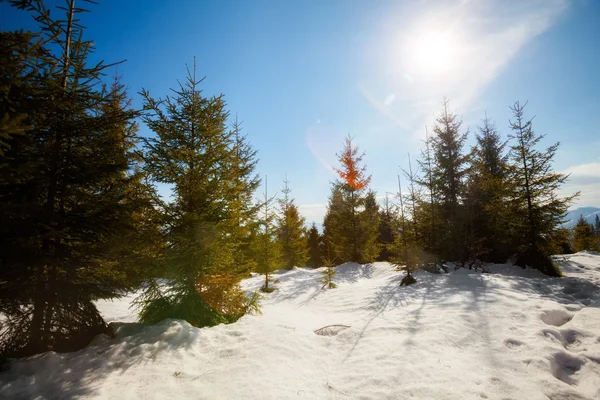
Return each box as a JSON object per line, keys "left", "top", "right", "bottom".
{"left": 334, "top": 263, "right": 374, "bottom": 285}
{"left": 0, "top": 319, "right": 202, "bottom": 399}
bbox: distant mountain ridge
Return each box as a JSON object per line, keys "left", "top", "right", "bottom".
{"left": 563, "top": 207, "right": 600, "bottom": 228}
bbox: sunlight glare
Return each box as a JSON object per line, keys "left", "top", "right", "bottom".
{"left": 405, "top": 30, "right": 461, "bottom": 78}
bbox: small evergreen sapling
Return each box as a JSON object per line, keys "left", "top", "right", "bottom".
{"left": 320, "top": 249, "right": 337, "bottom": 289}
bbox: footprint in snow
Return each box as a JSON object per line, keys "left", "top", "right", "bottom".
{"left": 504, "top": 338, "right": 524, "bottom": 350}
{"left": 549, "top": 351, "right": 585, "bottom": 385}
{"left": 542, "top": 328, "right": 588, "bottom": 351}
{"left": 540, "top": 309, "right": 574, "bottom": 327}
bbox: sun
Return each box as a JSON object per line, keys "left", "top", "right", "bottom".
{"left": 405, "top": 30, "right": 461, "bottom": 77}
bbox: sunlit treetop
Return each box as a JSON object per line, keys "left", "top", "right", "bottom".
{"left": 334, "top": 136, "right": 371, "bottom": 191}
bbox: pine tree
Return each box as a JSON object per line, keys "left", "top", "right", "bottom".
{"left": 306, "top": 223, "right": 323, "bottom": 268}
{"left": 276, "top": 179, "right": 308, "bottom": 269}
{"left": 1, "top": 0, "right": 158, "bottom": 357}
{"left": 361, "top": 190, "right": 381, "bottom": 262}
{"left": 595, "top": 215, "right": 600, "bottom": 238}
{"left": 572, "top": 216, "right": 598, "bottom": 252}
{"left": 137, "top": 59, "right": 258, "bottom": 325}
{"left": 430, "top": 99, "right": 470, "bottom": 262}
{"left": 467, "top": 115, "right": 511, "bottom": 262}
{"left": 390, "top": 175, "right": 418, "bottom": 285}
{"left": 323, "top": 136, "right": 379, "bottom": 263}
{"left": 507, "top": 101, "right": 578, "bottom": 275}
{"left": 417, "top": 127, "right": 440, "bottom": 261}
{"left": 228, "top": 117, "right": 261, "bottom": 276}
{"left": 323, "top": 184, "right": 346, "bottom": 264}
{"left": 256, "top": 176, "right": 282, "bottom": 292}
{"left": 377, "top": 195, "right": 396, "bottom": 261}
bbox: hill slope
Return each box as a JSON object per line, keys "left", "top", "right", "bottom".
{"left": 1, "top": 256, "right": 600, "bottom": 399}
{"left": 564, "top": 207, "right": 600, "bottom": 228}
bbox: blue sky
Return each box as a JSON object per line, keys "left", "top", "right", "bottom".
{"left": 2, "top": 0, "right": 599, "bottom": 225}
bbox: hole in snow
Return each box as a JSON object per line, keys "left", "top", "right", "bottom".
{"left": 504, "top": 338, "right": 524, "bottom": 350}
{"left": 314, "top": 325, "right": 350, "bottom": 336}
{"left": 541, "top": 309, "right": 573, "bottom": 327}
{"left": 550, "top": 351, "right": 584, "bottom": 385}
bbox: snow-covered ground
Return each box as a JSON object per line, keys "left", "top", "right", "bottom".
{"left": 1, "top": 253, "right": 600, "bottom": 399}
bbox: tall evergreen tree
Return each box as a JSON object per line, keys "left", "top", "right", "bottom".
{"left": 507, "top": 101, "right": 578, "bottom": 275}
{"left": 0, "top": 0, "right": 158, "bottom": 357}
{"left": 228, "top": 117, "right": 261, "bottom": 276}
{"left": 323, "top": 136, "right": 379, "bottom": 264}
{"left": 417, "top": 127, "right": 440, "bottom": 261}
{"left": 137, "top": 59, "right": 259, "bottom": 325}
{"left": 255, "top": 176, "right": 282, "bottom": 292}
{"left": 595, "top": 215, "right": 600, "bottom": 238}
{"left": 276, "top": 179, "right": 308, "bottom": 269}
{"left": 377, "top": 195, "right": 396, "bottom": 261}
{"left": 306, "top": 223, "right": 323, "bottom": 268}
{"left": 467, "top": 115, "right": 512, "bottom": 262}
{"left": 429, "top": 99, "right": 470, "bottom": 262}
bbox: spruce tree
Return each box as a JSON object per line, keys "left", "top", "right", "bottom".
{"left": 430, "top": 99, "right": 470, "bottom": 262}
{"left": 323, "top": 136, "right": 379, "bottom": 263}
{"left": 467, "top": 115, "right": 512, "bottom": 262}
{"left": 417, "top": 127, "right": 440, "bottom": 261}
{"left": 572, "top": 216, "right": 598, "bottom": 252}
{"left": 323, "top": 184, "right": 346, "bottom": 263}
{"left": 1, "top": 0, "right": 158, "bottom": 357}
{"left": 320, "top": 245, "right": 337, "bottom": 289}
{"left": 507, "top": 101, "right": 578, "bottom": 275}
{"left": 137, "top": 59, "right": 258, "bottom": 325}
{"left": 256, "top": 176, "right": 282, "bottom": 292}
{"left": 228, "top": 117, "right": 261, "bottom": 276}
{"left": 377, "top": 195, "right": 396, "bottom": 261}
{"left": 276, "top": 179, "right": 308, "bottom": 269}
{"left": 361, "top": 190, "right": 381, "bottom": 262}
{"left": 306, "top": 223, "right": 323, "bottom": 268}
{"left": 595, "top": 215, "right": 600, "bottom": 238}
{"left": 390, "top": 175, "right": 418, "bottom": 285}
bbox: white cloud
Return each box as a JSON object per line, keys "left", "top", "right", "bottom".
{"left": 564, "top": 162, "right": 600, "bottom": 179}
{"left": 560, "top": 162, "right": 600, "bottom": 207}
{"left": 298, "top": 203, "right": 327, "bottom": 225}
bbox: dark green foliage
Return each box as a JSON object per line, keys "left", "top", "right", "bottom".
{"left": 256, "top": 177, "right": 282, "bottom": 292}
{"left": 417, "top": 129, "right": 440, "bottom": 259}
{"left": 377, "top": 196, "right": 396, "bottom": 261}
{"left": 465, "top": 115, "right": 511, "bottom": 263}
{"left": 0, "top": 1, "right": 160, "bottom": 357}
{"left": 507, "top": 101, "right": 578, "bottom": 275}
{"left": 389, "top": 174, "right": 420, "bottom": 284}
{"left": 323, "top": 137, "right": 380, "bottom": 264}
{"left": 229, "top": 118, "right": 262, "bottom": 276}
{"left": 276, "top": 179, "right": 308, "bottom": 269}
{"left": 429, "top": 99, "right": 470, "bottom": 262}
{"left": 137, "top": 285, "right": 226, "bottom": 327}
{"left": 320, "top": 249, "right": 337, "bottom": 289}
{"left": 306, "top": 223, "right": 324, "bottom": 268}
{"left": 572, "top": 215, "right": 598, "bottom": 252}
{"left": 137, "top": 59, "right": 260, "bottom": 326}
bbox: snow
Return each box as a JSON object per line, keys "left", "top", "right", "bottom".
{"left": 2, "top": 254, "right": 600, "bottom": 399}
{"left": 563, "top": 207, "right": 600, "bottom": 228}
